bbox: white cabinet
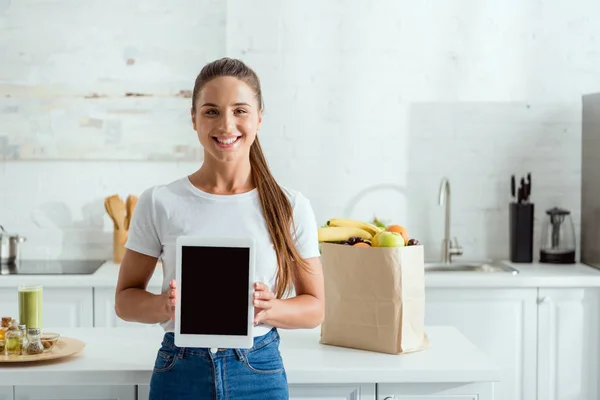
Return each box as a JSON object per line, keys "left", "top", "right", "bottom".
{"left": 0, "top": 387, "right": 12, "bottom": 400}
{"left": 136, "top": 384, "right": 374, "bottom": 400}
{"left": 537, "top": 288, "right": 600, "bottom": 400}
{"left": 289, "top": 383, "right": 375, "bottom": 400}
{"left": 424, "top": 288, "right": 538, "bottom": 400}
{"left": 14, "top": 386, "right": 135, "bottom": 400}
{"left": 377, "top": 382, "right": 494, "bottom": 400}
{"left": 93, "top": 287, "right": 162, "bottom": 328}
{"left": 137, "top": 385, "right": 149, "bottom": 400}
{"left": 0, "top": 288, "right": 93, "bottom": 328}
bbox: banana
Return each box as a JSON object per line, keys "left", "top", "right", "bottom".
{"left": 326, "top": 218, "right": 383, "bottom": 236}
{"left": 318, "top": 226, "right": 373, "bottom": 242}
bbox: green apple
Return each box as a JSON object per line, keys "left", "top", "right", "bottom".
{"left": 374, "top": 231, "right": 405, "bottom": 247}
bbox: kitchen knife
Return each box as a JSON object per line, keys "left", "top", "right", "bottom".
{"left": 518, "top": 185, "right": 523, "bottom": 204}
{"left": 511, "top": 175, "right": 516, "bottom": 201}
{"left": 520, "top": 177, "right": 526, "bottom": 203}
{"left": 526, "top": 173, "right": 531, "bottom": 202}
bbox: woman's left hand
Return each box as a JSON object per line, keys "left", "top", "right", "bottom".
{"left": 253, "top": 281, "right": 276, "bottom": 325}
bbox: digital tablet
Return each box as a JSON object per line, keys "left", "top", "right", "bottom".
{"left": 174, "top": 236, "right": 256, "bottom": 349}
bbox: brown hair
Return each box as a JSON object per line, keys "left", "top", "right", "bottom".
{"left": 191, "top": 57, "right": 310, "bottom": 298}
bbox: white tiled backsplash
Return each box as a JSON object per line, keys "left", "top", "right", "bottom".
{"left": 1, "top": 0, "right": 598, "bottom": 262}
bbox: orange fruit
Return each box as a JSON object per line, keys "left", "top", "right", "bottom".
{"left": 353, "top": 242, "right": 370, "bottom": 247}
{"left": 386, "top": 224, "right": 409, "bottom": 244}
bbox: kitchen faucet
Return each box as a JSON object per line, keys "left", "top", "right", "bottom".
{"left": 438, "top": 177, "right": 463, "bottom": 264}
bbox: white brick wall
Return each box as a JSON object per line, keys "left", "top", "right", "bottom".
{"left": 1, "top": 0, "right": 599, "bottom": 262}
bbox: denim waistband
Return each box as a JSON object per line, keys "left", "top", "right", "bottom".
{"left": 159, "top": 328, "right": 280, "bottom": 359}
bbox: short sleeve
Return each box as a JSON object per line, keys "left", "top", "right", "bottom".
{"left": 292, "top": 193, "right": 321, "bottom": 259}
{"left": 125, "top": 187, "right": 163, "bottom": 258}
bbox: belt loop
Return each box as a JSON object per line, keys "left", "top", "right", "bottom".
{"left": 234, "top": 348, "right": 245, "bottom": 361}
{"left": 178, "top": 346, "right": 186, "bottom": 359}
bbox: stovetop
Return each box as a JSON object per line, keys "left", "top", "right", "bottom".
{"left": 0, "top": 259, "right": 106, "bottom": 275}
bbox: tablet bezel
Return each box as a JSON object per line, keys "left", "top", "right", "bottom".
{"left": 174, "top": 235, "right": 256, "bottom": 349}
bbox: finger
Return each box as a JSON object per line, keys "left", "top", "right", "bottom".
{"left": 170, "top": 279, "right": 177, "bottom": 289}
{"left": 254, "top": 289, "right": 275, "bottom": 300}
{"left": 253, "top": 299, "right": 273, "bottom": 310}
{"left": 254, "top": 281, "right": 269, "bottom": 291}
{"left": 254, "top": 310, "right": 266, "bottom": 325}
{"left": 253, "top": 281, "right": 272, "bottom": 294}
{"left": 167, "top": 284, "right": 177, "bottom": 306}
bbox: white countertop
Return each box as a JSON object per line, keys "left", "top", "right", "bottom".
{"left": 2, "top": 259, "right": 600, "bottom": 289}
{"left": 425, "top": 260, "right": 600, "bottom": 288}
{"left": 0, "top": 326, "right": 500, "bottom": 386}
{"left": 0, "top": 261, "right": 164, "bottom": 288}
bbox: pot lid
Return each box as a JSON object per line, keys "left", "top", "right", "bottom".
{"left": 0, "top": 225, "right": 24, "bottom": 239}
{"left": 546, "top": 207, "right": 571, "bottom": 216}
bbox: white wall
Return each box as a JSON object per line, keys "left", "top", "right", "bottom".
{"left": 1, "top": 0, "right": 599, "bottom": 262}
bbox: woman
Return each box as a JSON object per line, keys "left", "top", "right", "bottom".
{"left": 114, "top": 57, "right": 325, "bottom": 399}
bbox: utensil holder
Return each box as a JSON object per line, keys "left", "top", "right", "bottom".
{"left": 509, "top": 202, "right": 534, "bottom": 263}
{"left": 113, "top": 229, "right": 128, "bottom": 264}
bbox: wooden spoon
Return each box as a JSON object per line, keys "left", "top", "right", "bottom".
{"left": 104, "top": 197, "right": 117, "bottom": 229}
{"left": 105, "top": 195, "right": 125, "bottom": 230}
{"left": 125, "top": 195, "right": 138, "bottom": 230}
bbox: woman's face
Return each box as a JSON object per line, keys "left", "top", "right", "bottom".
{"left": 192, "top": 76, "right": 262, "bottom": 163}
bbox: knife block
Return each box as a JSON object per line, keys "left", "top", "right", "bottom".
{"left": 113, "top": 229, "right": 128, "bottom": 264}
{"left": 509, "top": 202, "right": 534, "bottom": 263}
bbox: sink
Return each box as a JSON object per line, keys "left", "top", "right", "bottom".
{"left": 424, "top": 261, "right": 519, "bottom": 274}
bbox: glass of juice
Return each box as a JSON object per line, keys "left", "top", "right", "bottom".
{"left": 18, "top": 285, "right": 43, "bottom": 330}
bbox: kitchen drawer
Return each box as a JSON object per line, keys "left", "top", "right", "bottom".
{"left": 0, "top": 386, "right": 12, "bottom": 400}
{"left": 15, "top": 385, "right": 135, "bottom": 400}
{"left": 377, "top": 383, "right": 494, "bottom": 400}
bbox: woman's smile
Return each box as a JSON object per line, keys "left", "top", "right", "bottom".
{"left": 212, "top": 135, "right": 242, "bottom": 149}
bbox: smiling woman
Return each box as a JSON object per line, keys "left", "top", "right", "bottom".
{"left": 114, "top": 57, "right": 325, "bottom": 400}
{"left": 192, "top": 75, "right": 259, "bottom": 161}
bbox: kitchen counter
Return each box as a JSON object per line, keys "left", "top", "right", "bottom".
{"left": 424, "top": 260, "right": 600, "bottom": 288}
{"left": 0, "top": 325, "right": 500, "bottom": 386}
{"left": 1, "top": 259, "right": 600, "bottom": 288}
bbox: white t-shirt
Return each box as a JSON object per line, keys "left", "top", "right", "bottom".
{"left": 124, "top": 176, "right": 321, "bottom": 337}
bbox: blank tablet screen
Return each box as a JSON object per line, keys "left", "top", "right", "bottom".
{"left": 180, "top": 245, "right": 250, "bottom": 336}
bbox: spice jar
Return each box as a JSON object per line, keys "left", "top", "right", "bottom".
{"left": 18, "top": 323, "right": 27, "bottom": 348}
{"left": 0, "top": 317, "right": 11, "bottom": 338}
{"left": 5, "top": 320, "right": 23, "bottom": 356}
{"left": 25, "top": 328, "right": 43, "bottom": 355}
{"left": 1, "top": 317, "right": 11, "bottom": 329}
{"left": 0, "top": 317, "right": 9, "bottom": 353}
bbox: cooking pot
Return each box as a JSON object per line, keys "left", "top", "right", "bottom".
{"left": 0, "top": 226, "right": 26, "bottom": 264}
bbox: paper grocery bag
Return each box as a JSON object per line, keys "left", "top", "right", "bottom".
{"left": 319, "top": 243, "right": 429, "bottom": 354}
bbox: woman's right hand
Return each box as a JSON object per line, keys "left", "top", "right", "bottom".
{"left": 163, "top": 279, "right": 177, "bottom": 321}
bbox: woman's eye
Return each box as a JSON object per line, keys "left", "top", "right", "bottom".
{"left": 205, "top": 109, "right": 218, "bottom": 116}
{"left": 234, "top": 109, "right": 247, "bottom": 114}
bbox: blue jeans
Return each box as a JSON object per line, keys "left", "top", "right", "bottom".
{"left": 149, "top": 328, "right": 289, "bottom": 400}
